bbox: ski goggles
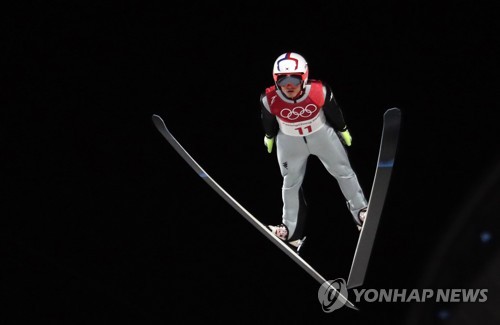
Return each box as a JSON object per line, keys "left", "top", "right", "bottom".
{"left": 276, "top": 74, "right": 303, "bottom": 87}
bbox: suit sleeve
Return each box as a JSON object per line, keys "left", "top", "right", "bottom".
{"left": 322, "top": 83, "right": 348, "bottom": 131}
{"left": 260, "top": 92, "right": 279, "bottom": 137}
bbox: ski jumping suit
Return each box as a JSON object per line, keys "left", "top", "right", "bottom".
{"left": 260, "top": 80, "right": 367, "bottom": 240}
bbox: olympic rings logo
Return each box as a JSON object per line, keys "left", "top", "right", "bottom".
{"left": 280, "top": 104, "right": 318, "bottom": 120}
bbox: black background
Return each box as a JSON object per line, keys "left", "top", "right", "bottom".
{"left": 4, "top": 1, "right": 499, "bottom": 324}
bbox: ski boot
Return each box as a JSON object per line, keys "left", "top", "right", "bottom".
{"left": 268, "top": 224, "right": 307, "bottom": 255}
{"left": 357, "top": 208, "right": 367, "bottom": 231}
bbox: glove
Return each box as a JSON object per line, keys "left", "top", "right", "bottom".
{"left": 338, "top": 129, "right": 352, "bottom": 146}
{"left": 264, "top": 135, "right": 275, "bottom": 153}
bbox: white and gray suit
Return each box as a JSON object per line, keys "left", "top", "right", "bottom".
{"left": 260, "top": 81, "right": 367, "bottom": 240}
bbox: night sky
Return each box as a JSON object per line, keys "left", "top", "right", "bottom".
{"left": 4, "top": 1, "right": 499, "bottom": 324}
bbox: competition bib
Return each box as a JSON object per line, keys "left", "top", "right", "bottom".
{"left": 277, "top": 109, "right": 326, "bottom": 136}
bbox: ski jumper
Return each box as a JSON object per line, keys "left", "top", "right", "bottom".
{"left": 260, "top": 80, "right": 367, "bottom": 240}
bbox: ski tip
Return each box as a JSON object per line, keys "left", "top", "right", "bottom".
{"left": 384, "top": 108, "right": 402, "bottom": 123}
{"left": 152, "top": 114, "right": 166, "bottom": 125}
{"left": 151, "top": 114, "right": 168, "bottom": 131}
{"left": 386, "top": 107, "right": 401, "bottom": 114}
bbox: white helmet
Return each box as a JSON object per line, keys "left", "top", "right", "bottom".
{"left": 272, "top": 52, "right": 309, "bottom": 86}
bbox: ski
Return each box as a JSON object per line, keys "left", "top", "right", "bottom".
{"left": 152, "top": 114, "right": 358, "bottom": 310}
{"left": 347, "top": 107, "right": 402, "bottom": 289}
